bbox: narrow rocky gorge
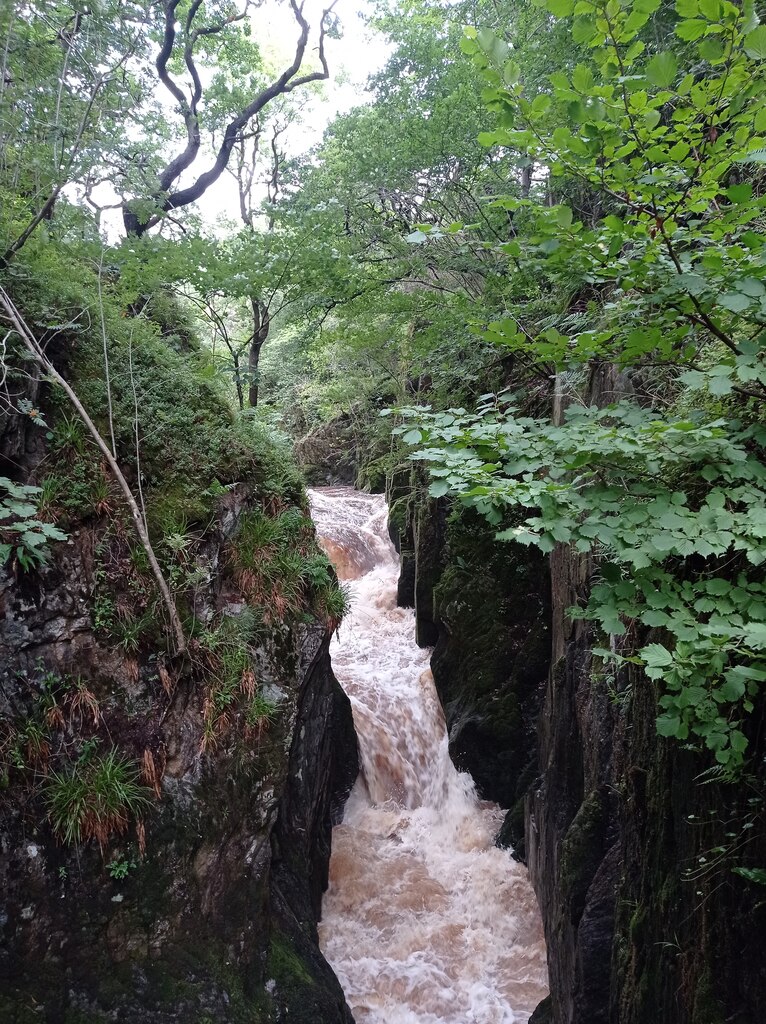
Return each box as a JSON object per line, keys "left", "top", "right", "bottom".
{"left": 310, "top": 487, "right": 548, "bottom": 1024}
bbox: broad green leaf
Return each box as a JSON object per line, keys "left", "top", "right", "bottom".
{"left": 429, "top": 480, "right": 450, "bottom": 498}
{"left": 675, "top": 19, "right": 707, "bottom": 40}
{"left": 642, "top": 643, "right": 674, "bottom": 667}
{"left": 645, "top": 51, "right": 677, "bottom": 87}
{"left": 744, "top": 26, "right": 766, "bottom": 60}
{"left": 719, "top": 292, "right": 751, "bottom": 312}
{"left": 726, "top": 183, "right": 753, "bottom": 203}
{"left": 547, "top": 0, "right": 575, "bottom": 15}
{"left": 732, "top": 867, "right": 766, "bottom": 885}
{"left": 657, "top": 713, "right": 682, "bottom": 737}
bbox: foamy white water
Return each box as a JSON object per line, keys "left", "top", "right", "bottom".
{"left": 309, "top": 486, "right": 548, "bottom": 1024}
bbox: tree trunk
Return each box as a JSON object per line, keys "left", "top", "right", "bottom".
{"left": 521, "top": 162, "right": 532, "bottom": 200}
{"left": 248, "top": 297, "right": 270, "bottom": 408}
{"left": 232, "top": 353, "right": 244, "bottom": 410}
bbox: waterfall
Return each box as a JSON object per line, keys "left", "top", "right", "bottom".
{"left": 310, "top": 486, "right": 548, "bottom": 1024}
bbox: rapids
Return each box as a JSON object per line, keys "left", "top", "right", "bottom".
{"left": 309, "top": 486, "right": 549, "bottom": 1024}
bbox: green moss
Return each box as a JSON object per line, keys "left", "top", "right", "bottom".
{"left": 266, "top": 932, "right": 315, "bottom": 990}
{"left": 628, "top": 905, "right": 647, "bottom": 945}
{"left": 692, "top": 968, "right": 725, "bottom": 1024}
{"left": 387, "top": 493, "right": 412, "bottom": 537}
{"left": 355, "top": 452, "right": 387, "bottom": 492}
{"left": 145, "top": 482, "right": 217, "bottom": 537}
{"left": 559, "top": 788, "right": 609, "bottom": 921}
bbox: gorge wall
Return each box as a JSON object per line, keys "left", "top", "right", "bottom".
{"left": 0, "top": 306, "right": 358, "bottom": 1024}
{"left": 388, "top": 452, "right": 766, "bottom": 1024}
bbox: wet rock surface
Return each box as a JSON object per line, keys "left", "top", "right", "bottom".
{"left": 0, "top": 490, "right": 358, "bottom": 1023}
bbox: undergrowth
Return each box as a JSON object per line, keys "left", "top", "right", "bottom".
{"left": 0, "top": 668, "right": 151, "bottom": 853}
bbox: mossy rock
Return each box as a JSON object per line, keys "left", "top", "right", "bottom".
{"left": 559, "top": 787, "right": 610, "bottom": 924}
{"left": 691, "top": 968, "right": 726, "bottom": 1024}
{"left": 266, "top": 931, "right": 315, "bottom": 991}
{"left": 428, "top": 505, "right": 550, "bottom": 807}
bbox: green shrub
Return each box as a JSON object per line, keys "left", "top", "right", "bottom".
{"left": 0, "top": 476, "right": 67, "bottom": 569}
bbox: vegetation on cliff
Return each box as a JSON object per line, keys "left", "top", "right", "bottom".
{"left": 2, "top": 0, "right": 766, "bottom": 1018}
{"left": 0, "top": 0, "right": 350, "bottom": 855}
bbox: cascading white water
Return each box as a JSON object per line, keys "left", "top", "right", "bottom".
{"left": 309, "top": 486, "right": 548, "bottom": 1024}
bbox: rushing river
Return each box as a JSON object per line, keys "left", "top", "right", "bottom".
{"left": 309, "top": 487, "right": 548, "bottom": 1024}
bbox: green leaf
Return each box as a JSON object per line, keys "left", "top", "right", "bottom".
{"left": 504, "top": 60, "right": 521, "bottom": 85}
{"left": 732, "top": 867, "right": 766, "bottom": 885}
{"left": 657, "top": 713, "right": 682, "bottom": 737}
{"left": 698, "top": 36, "right": 724, "bottom": 62}
{"left": 729, "top": 729, "right": 752, "bottom": 757}
{"left": 744, "top": 26, "right": 766, "bottom": 60}
{"left": 572, "top": 16, "right": 597, "bottom": 43}
{"left": 547, "top": 0, "right": 575, "bottom": 15}
{"left": 698, "top": 0, "right": 720, "bottom": 17}
{"left": 675, "top": 19, "right": 707, "bottom": 40}
{"left": 743, "top": 622, "right": 766, "bottom": 648}
{"left": 719, "top": 292, "right": 751, "bottom": 312}
{"left": 720, "top": 674, "right": 746, "bottom": 700}
{"left": 554, "top": 205, "right": 574, "bottom": 228}
{"left": 736, "top": 277, "right": 765, "bottom": 297}
{"left": 708, "top": 374, "right": 733, "bottom": 396}
{"left": 645, "top": 51, "right": 678, "bottom": 87}
{"left": 726, "top": 183, "right": 753, "bottom": 203}
{"left": 642, "top": 643, "right": 674, "bottom": 668}
{"left": 572, "top": 64, "right": 594, "bottom": 91}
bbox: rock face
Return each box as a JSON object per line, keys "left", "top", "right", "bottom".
{"left": 392, "top": 454, "right": 766, "bottom": 1024}
{"left": 388, "top": 471, "right": 551, "bottom": 855}
{"left": 0, "top": 493, "right": 358, "bottom": 1023}
{"left": 294, "top": 415, "right": 360, "bottom": 488}
{"left": 527, "top": 541, "right": 766, "bottom": 1024}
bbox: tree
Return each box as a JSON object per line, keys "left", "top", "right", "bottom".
{"left": 121, "top": 0, "right": 338, "bottom": 237}
{"left": 397, "top": 0, "right": 766, "bottom": 772}
{"left": 0, "top": 1, "right": 147, "bottom": 263}
{"left": 229, "top": 105, "right": 296, "bottom": 407}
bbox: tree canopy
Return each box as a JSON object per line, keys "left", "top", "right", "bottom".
{"left": 2, "top": 0, "right": 766, "bottom": 772}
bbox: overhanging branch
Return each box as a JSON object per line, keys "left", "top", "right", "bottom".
{"left": 125, "top": 0, "right": 336, "bottom": 235}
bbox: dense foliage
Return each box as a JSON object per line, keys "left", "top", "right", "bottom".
{"left": 2, "top": 0, "right": 766, "bottom": 809}
{"left": 384, "top": 0, "right": 766, "bottom": 772}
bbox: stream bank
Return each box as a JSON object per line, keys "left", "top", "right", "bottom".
{"left": 0, "top": 511, "right": 358, "bottom": 1024}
